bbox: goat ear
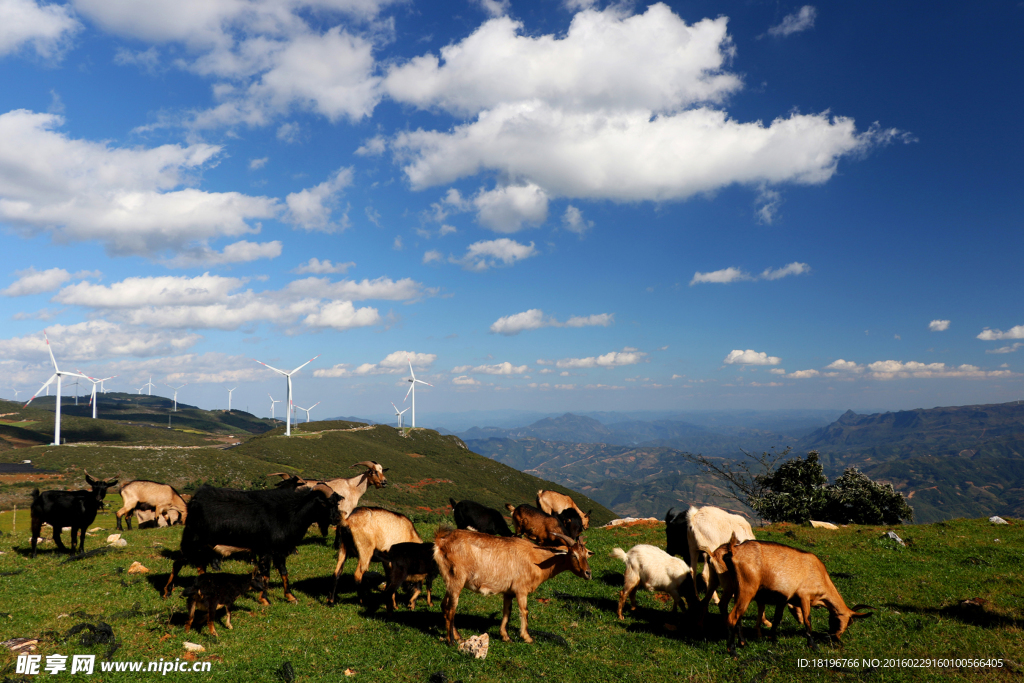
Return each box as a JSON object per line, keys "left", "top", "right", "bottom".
{"left": 382, "top": 468, "right": 390, "bottom": 473}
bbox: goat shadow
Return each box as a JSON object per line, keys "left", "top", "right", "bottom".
{"left": 886, "top": 601, "right": 1024, "bottom": 630}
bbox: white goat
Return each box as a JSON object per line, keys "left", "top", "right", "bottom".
{"left": 666, "top": 505, "right": 755, "bottom": 605}
{"left": 610, "top": 544, "right": 697, "bottom": 619}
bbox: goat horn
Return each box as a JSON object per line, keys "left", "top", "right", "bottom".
{"left": 550, "top": 532, "right": 575, "bottom": 547}
{"left": 351, "top": 461, "right": 378, "bottom": 470}
{"left": 267, "top": 472, "right": 299, "bottom": 481}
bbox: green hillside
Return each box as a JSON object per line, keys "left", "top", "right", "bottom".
{"left": 0, "top": 416, "right": 615, "bottom": 525}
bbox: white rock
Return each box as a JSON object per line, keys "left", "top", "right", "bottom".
{"left": 989, "top": 516, "right": 1009, "bottom": 525}
{"left": 458, "top": 633, "right": 489, "bottom": 659}
{"left": 109, "top": 538, "right": 127, "bottom": 548}
{"left": 884, "top": 531, "right": 905, "bottom": 546}
{"left": 106, "top": 534, "right": 121, "bottom": 543}
{"left": 810, "top": 520, "right": 838, "bottom": 529}
{"left": 183, "top": 642, "right": 205, "bottom": 653}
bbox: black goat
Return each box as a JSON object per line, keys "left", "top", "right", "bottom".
{"left": 378, "top": 541, "right": 439, "bottom": 612}
{"left": 557, "top": 507, "right": 584, "bottom": 541}
{"left": 664, "top": 507, "right": 689, "bottom": 558}
{"left": 30, "top": 473, "right": 118, "bottom": 558}
{"left": 162, "top": 484, "right": 342, "bottom": 604}
{"left": 450, "top": 498, "right": 512, "bottom": 536}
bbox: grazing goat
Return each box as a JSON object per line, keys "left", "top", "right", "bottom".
{"left": 328, "top": 507, "right": 422, "bottom": 605}
{"left": 184, "top": 572, "right": 267, "bottom": 636}
{"left": 30, "top": 472, "right": 118, "bottom": 558}
{"left": 708, "top": 534, "right": 872, "bottom": 654}
{"left": 505, "top": 504, "right": 578, "bottom": 546}
{"left": 269, "top": 461, "right": 388, "bottom": 533}
{"left": 116, "top": 480, "right": 187, "bottom": 531}
{"left": 536, "top": 490, "right": 592, "bottom": 530}
{"left": 433, "top": 527, "right": 593, "bottom": 644}
{"left": 163, "top": 484, "right": 342, "bottom": 604}
{"left": 610, "top": 544, "right": 699, "bottom": 620}
{"left": 450, "top": 498, "right": 512, "bottom": 536}
{"left": 665, "top": 505, "right": 755, "bottom": 606}
{"left": 378, "top": 541, "right": 438, "bottom": 612}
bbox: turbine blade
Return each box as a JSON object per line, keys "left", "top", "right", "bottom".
{"left": 256, "top": 359, "right": 287, "bottom": 375}
{"left": 25, "top": 374, "right": 57, "bottom": 407}
{"left": 404, "top": 383, "right": 414, "bottom": 401}
{"left": 290, "top": 353, "right": 321, "bottom": 374}
{"left": 311, "top": 402, "right": 320, "bottom": 409}
{"left": 416, "top": 379, "right": 433, "bottom": 387}
{"left": 44, "top": 331, "right": 59, "bottom": 372}
{"left": 408, "top": 357, "right": 416, "bottom": 380}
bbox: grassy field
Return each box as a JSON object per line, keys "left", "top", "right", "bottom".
{"left": 1, "top": 511, "right": 1021, "bottom": 682}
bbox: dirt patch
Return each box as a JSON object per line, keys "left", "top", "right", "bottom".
{"left": 404, "top": 478, "right": 454, "bottom": 490}
{"left": 0, "top": 473, "right": 65, "bottom": 484}
{"left": 406, "top": 453, "right": 425, "bottom": 458}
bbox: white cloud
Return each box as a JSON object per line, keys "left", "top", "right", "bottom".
{"left": 789, "top": 369, "right": 819, "bottom": 378}
{"left": 453, "top": 238, "right": 537, "bottom": 271}
{"left": 285, "top": 276, "right": 433, "bottom": 301}
{"left": 473, "top": 0, "right": 509, "bottom": 18}
{"left": 451, "top": 361, "right": 528, "bottom": 375}
{"left": 473, "top": 183, "right": 549, "bottom": 233}
{"left": 302, "top": 300, "right": 381, "bottom": 330}
{"left": 313, "top": 350, "right": 436, "bottom": 378}
{"left": 867, "top": 360, "right": 1012, "bottom": 380}
{"left": 690, "top": 267, "right": 752, "bottom": 285}
{"left": 249, "top": 157, "right": 269, "bottom": 170}
{"left": 0, "top": 0, "right": 80, "bottom": 59}
{"left": 285, "top": 166, "right": 353, "bottom": 232}
{"left": 452, "top": 375, "right": 480, "bottom": 385}
{"left": 978, "top": 325, "right": 1024, "bottom": 341}
{"left": 489, "top": 309, "right": 613, "bottom": 335}
{"left": 293, "top": 258, "right": 355, "bottom": 274}
{"left": 561, "top": 205, "right": 592, "bottom": 235}
{"left": 928, "top": 319, "right": 950, "bottom": 332}
{"left": 755, "top": 187, "right": 782, "bottom": 224}
{"left": 2, "top": 267, "right": 100, "bottom": 297}
{"left": 0, "top": 110, "right": 279, "bottom": 259}
{"left": 769, "top": 368, "right": 786, "bottom": 375}
{"left": 0, "top": 321, "right": 200, "bottom": 362}
{"left": 987, "top": 343, "right": 1023, "bottom": 354}
{"left": 162, "top": 240, "right": 282, "bottom": 267}
{"left": 423, "top": 249, "right": 444, "bottom": 264}
{"left": 723, "top": 349, "right": 781, "bottom": 366}
{"left": 826, "top": 359, "right": 863, "bottom": 372}
{"left": 768, "top": 6, "right": 817, "bottom": 38}
{"left": 548, "top": 348, "right": 647, "bottom": 369}
{"left": 55, "top": 274, "right": 244, "bottom": 308}
{"left": 356, "top": 135, "right": 386, "bottom": 156}
{"left": 691, "top": 262, "right": 809, "bottom": 285}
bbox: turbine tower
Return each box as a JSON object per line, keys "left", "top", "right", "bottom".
{"left": 269, "top": 393, "right": 281, "bottom": 419}
{"left": 142, "top": 377, "right": 155, "bottom": 395}
{"left": 403, "top": 356, "right": 433, "bottom": 429}
{"left": 294, "top": 401, "right": 320, "bottom": 423}
{"left": 23, "top": 332, "right": 88, "bottom": 445}
{"left": 391, "top": 401, "right": 407, "bottom": 428}
{"left": 255, "top": 354, "right": 319, "bottom": 436}
{"left": 165, "top": 383, "right": 187, "bottom": 412}
{"left": 67, "top": 377, "right": 80, "bottom": 406}
{"left": 227, "top": 387, "right": 237, "bottom": 411}
{"left": 79, "top": 371, "right": 117, "bottom": 419}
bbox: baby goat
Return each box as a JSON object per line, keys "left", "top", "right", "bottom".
{"left": 610, "top": 544, "right": 699, "bottom": 620}
{"left": 184, "top": 572, "right": 267, "bottom": 637}
{"left": 377, "top": 541, "right": 438, "bottom": 612}
{"left": 708, "top": 533, "right": 872, "bottom": 654}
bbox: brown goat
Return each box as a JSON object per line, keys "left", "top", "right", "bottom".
{"left": 708, "top": 534, "right": 871, "bottom": 654}
{"left": 505, "top": 504, "right": 573, "bottom": 547}
{"left": 184, "top": 572, "right": 267, "bottom": 636}
{"left": 536, "top": 490, "right": 591, "bottom": 530}
{"left": 269, "top": 461, "right": 388, "bottom": 534}
{"left": 116, "top": 480, "right": 187, "bottom": 531}
{"left": 434, "top": 527, "right": 592, "bottom": 644}
{"left": 378, "top": 541, "right": 438, "bottom": 613}
{"left": 328, "top": 507, "right": 422, "bottom": 605}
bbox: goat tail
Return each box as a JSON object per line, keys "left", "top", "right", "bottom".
{"left": 609, "top": 547, "right": 628, "bottom": 564}
{"left": 448, "top": 498, "right": 458, "bottom": 509}
{"left": 31, "top": 488, "right": 40, "bottom": 502}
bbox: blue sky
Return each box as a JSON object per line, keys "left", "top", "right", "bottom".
{"left": 1, "top": 0, "right": 1022, "bottom": 423}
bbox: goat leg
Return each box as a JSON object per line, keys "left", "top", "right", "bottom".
{"left": 516, "top": 592, "right": 532, "bottom": 644}
{"left": 499, "top": 593, "right": 514, "bottom": 642}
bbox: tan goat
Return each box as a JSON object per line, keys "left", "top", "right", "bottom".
{"left": 269, "top": 461, "right": 388, "bottom": 532}
{"left": 536, "top": 490, "right": 591, "bottom": 530}
{"left": 433, "top": 527, "right": 593, "bottom": 644}
{"left": 328, "top": 507, "right": 421, "bottom": 605}
{"left": 116, "top": 480, "right": 187, "bottom": 531}
{"left": 708, "top": 534, "right": 871, "bottom": 654}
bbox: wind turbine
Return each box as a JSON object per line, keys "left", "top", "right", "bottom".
{"left": 67, "top": 377, "right": 81, "bottom": 406}
{"left": 391, "top": 401, "right": 409, "bottom": 429}
{"left": 79, "top": 371, "right": 117, "bottom": 419}
{"left": 269, "top": 393, "right": 281, "bottom": 419}
{"left": 23, "top": 332, "right": 88, "bottom": 445}
{"left": 294, "top": 401, "right": 320, "bottom": 423}
{"left": 255, "top": 354, "right": 319, "bottom": 436}
{"left": 165, "top": 383, "right": 187, "bottom": 412}
{"left": 142, "top": 377, "right": 155, "bottom": 395}
{"left": 12, "top": 388, "right": 22, "bottom": 400}
{"left": 403, "top": 356, "right": 433, "bottom": 429}
{"left": 227, "top": 387, "right": 237, "bottom": 411}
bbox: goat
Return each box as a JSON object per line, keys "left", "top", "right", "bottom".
{"left": 30, "top": 472, "right": 118, "bottom": 558}
{"left": 536, "top": 490, "right": 592, "bottom": 530}
{"left": 163, "top": 484, "right": 342, "bottom": 604}
{"left": 504, "top": 504, "right": 578, "bottom": 547}
{"left": 708, "top": 534, "right": 872, "bottom": 654}
{"left": 268, "top": 461, "right": 388, "bottom": 534}
{"left": 665, "top": 505, "right": 755, "bottom": 606}
{"left": 450, "top": 498, "right": 512, "bottom": 536}
{"left": 183, "top": 572, "right": 267, "bottom": 637}
{"left": 328, "top": 507, "right": 422, "bottom": 605}
{"left": 377, "top": 541, "right": 438, "bottom": 613}
{"left": 610, "top": 544, "right": 699, "bottom": 620}
{"left": 433, "top": 527, "right": 592, "bottom": 644}
{"left": 116, "top": 480, "right": 187, "bottom": 531}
